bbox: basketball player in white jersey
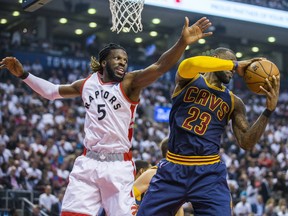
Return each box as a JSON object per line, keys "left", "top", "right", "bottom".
{"left": 0, "top": 17, "right": 213, "bottom": 216}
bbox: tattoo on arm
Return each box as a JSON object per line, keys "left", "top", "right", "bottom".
{"left": 232, "top": 97, "right": 269, "bottom": 150}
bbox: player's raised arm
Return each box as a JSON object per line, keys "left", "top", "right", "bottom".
{"left": 177, "top": 55, "right": 264, "bottom": 80}
{"left": 0, "top": 57, "right": 82, "bottom": 99}
{"left": 126, "top": 17, "right": 213, "bottom": 90}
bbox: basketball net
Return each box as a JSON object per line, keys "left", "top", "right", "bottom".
{"left": 109, "top": 0, "right": 145, "bottom": 34}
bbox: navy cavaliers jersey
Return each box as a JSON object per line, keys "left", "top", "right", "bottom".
{"left": 168, "top": 74, "right": 234, "bottom": 156}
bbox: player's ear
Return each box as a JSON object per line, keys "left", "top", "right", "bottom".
{"left": 101, "top": 60, "right": 107, "bottom": 67}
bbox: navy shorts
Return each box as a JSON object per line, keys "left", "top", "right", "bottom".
{"left": 137, "top": 159, "right": 232, "bottom": 216}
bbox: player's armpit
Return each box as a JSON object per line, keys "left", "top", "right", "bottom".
{"left": 178, "top": 56, "right": 234, "bottom": 79}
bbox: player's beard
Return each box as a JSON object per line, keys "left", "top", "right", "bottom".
{"left": 215, "top": 71, "right": 230, "bottom": 84}
{"left": 106, "top": 63, "right": 125, "bottom": 82}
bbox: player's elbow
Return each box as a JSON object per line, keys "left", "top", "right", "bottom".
{"left": 238, "top": 140, "right": 255, "bottom": 151}
{"left": 240, "top": 144, "right": 252, "bottom": 151}
{"left": 178, "top": 58, "right": 199, "bottom": 79}
{"left": 178, "top": 59, "right": 191, "bottom": 78}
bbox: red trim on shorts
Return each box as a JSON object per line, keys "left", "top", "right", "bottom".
{"left": 61, "top": 211, "right": 91, "bottom": 216}
{"left": 128, "top": 104, "right": 137, "bottom": 141}
{"left": 132, "top": 160, "right": 136, "bottom": 177}
{"left": 82, "top": 148, "right": 87, "bottom": 156}
{"left": 124, "top": 151, "right": 132, "bottom": 161}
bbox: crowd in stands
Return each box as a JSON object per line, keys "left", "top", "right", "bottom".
{"left": 227, "top": 0, "right": 288, "bottom": 11}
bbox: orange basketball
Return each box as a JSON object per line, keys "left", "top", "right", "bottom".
{"left": 243, "top": 60, "right": 279, "bottom": 95}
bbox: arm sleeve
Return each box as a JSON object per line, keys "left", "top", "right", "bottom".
{"left": 23, "top": 73, "right": 63, "bottom": 100}
{"left": 178, "top": 56, "right": 235, "bottom": 79}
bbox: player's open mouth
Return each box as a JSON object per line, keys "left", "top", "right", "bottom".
{"left": 116, "top": 68, "right": 125, "bottom": 75}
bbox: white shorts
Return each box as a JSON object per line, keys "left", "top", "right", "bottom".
{"left": 61, "top": 154, "right": 136, "bottom": 216}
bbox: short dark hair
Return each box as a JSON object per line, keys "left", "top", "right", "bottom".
{"left": 213, "top": 47, "right": 235, "bottom": 56}
{"left": 202, "top": 47, "right": 235, "bottom": 57}
{"left": 98, "top": 43, "right": 126, "bottom": 63}
{"left": 135, "top": 160, "right": 150, "bottom": 175}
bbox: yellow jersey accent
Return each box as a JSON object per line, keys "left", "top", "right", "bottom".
{"left": 203, "top": 77, "right": 226, "bottom": 92}
{"left": 172, "top": 74, "right": 201, "bottom": 98}
{"left": 166, "top": 151, "right": 220, "bottom": 166}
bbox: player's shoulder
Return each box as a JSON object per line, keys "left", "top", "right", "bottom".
{"left": 232, "top": 94, "right": 244, "bottom": 106}
{"left": 121, "top": 69, "right": 143, "bottom": 87}
{"left": 124, "top": 69, "right": 143, "bottom": 77}
{"left": 231, "top": 93, "right": 246, "bottom": 115}
{"left": 73, "top": 78, "right": 87, "bottom": 87}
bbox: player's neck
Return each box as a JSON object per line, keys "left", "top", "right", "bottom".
{"left": 204, "top": 74, "right": 223, "bottom": 89}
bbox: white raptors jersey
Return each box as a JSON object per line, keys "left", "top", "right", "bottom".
{"left": 81, "top": 73, "right": 139, "bottom": 153}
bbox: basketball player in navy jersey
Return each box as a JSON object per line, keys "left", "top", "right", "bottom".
{"left": 137, "top": 48, "right": 280, "bottom": 215}
{"left": 1, "top": 17, "right": 214, "bottom": 216}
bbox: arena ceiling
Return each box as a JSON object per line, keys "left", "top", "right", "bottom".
{"left": 1, "top": 0, "right": 288, "bottom": 58}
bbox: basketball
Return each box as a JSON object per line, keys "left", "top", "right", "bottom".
{"left": 243, "top": 59, "right": 280, "bottom": 95}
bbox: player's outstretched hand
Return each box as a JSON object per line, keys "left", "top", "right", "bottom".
{"left": 236, "top": 57, "right": 266, "bottom": 76}
{"left": 260, "top": 75, "right": 280, "bottom": 111}
{"left": 0, "top": 57, "right": 24, "bottom": 77}
{"left": 181, "top": 17, "right": 213, "bottom": 45}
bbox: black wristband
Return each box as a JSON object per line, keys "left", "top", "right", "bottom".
{"left": 19, "top": 71, "right": 29, "bottom": 80}
{"left": 263, "top": 109, "right": 273, "bottom": 118}
{"left": 233, "top": 61, "right": 238, "bottom": 70}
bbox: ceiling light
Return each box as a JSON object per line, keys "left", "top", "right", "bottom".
{"left": 18, "top": 0, "right": 23, "bottom": 3}
{"left": 0, "top": 19, "right": 8, "bottom": 24}
{"left": 198, "top": 39, "right": 206, "bottom": 44}
{"left": 59, "top": 18, "right": 68, "bottom": 24}
{"left": 75, "top": 29, "right": 83, "bottom": 35}
{"left": 152, "top": 18, "right": 161, "bottom": 24}
{"left": 134, "top": 37, "right": 143, "bottom": 43}
{"left": 149, "top": 31, "right": 158, "bottom": 37}
{"left": 122, "top": 27, "right": 130, "bottom": 33}
{"left": 88, "top": 8, "right": 96, "bottom": 14}
{"left": 251, "top": 47, "right": 259, "bottom": 52}
{"left": 267, "top": 36, "right": 276, "bottom": 43}
{"left": 89, "top": 22, "right": 97, "bottom": 28}
{"left": 236, "top": 52, "right": 243, "bottom": 58}
{"left": 12, "top": 11, "right": 20, "bottom": 17}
